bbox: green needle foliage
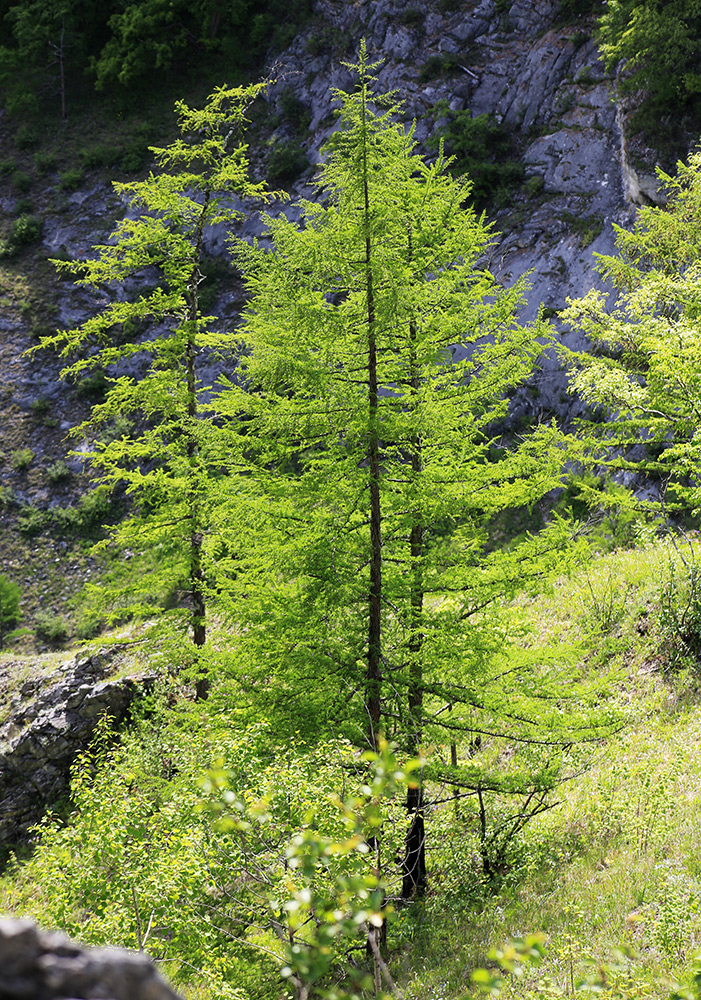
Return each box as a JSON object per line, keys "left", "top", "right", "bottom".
{"left": 219, "top": 43, "right": 615, "bottom": 898}
{"left": 33, "top": 82, "right": 274, "bottom": 694}
{"left": 560, "top": 150, "right": 701, "bottom": 522}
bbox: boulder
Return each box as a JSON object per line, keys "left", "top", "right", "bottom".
{"left": 0, "top": 917, "right": 182, "bottom": 1000}
{"left": 0, "top": 652, "right": 154, "bottom": 849}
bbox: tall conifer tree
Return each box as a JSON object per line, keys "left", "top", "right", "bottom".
{"left": 219, "top": 46, "right": 610, "bottom": 898}
{"left": 36, "top": 83, "right": 273, "bottom": 696}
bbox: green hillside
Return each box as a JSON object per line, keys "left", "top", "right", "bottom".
{"left": 5, "top": 4, "right": 701, "bottom": 999}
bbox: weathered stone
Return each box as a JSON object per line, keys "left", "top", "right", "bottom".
{"left": 0, "top": 918, "right": 182, "bottom": 1000}
{"left": 0, "top": 652, "right": 154, "bottom": 849}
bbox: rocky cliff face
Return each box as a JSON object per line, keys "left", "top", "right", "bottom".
{"left": 19, "top": 0, "right": 653, "bottom": 430}
{"left": 0, "top": 652, "right": 153, "bottom": 849}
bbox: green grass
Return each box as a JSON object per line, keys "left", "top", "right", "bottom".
{"left": 3, "top": 536, "right": 701, "bottom": 999}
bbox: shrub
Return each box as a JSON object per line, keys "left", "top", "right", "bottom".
{"left": 657, "top": 562, "right": 701, "bottom": 672}
{"left": 304, "top": 24, "right": 351, "bottom": 57}
{"left": 524, "top": 174, "right": 545, "bottom": 198}
{"left": 11, "top": 214, "right": 42, "bottom": 246}
{"left": 267, "top": 139, "right": 309, "bottom": 183}
{"left": 15, "top": 123, "right": 39, "bottom": 150}
{"left": 34, "top": 611, "right": 69, "bottom": 646}
{"left": 74, "top": 609, "right": 104, "bottom": 640}
{"left": 52, "top": 490, "right": 114, "bottom": 538}
{"left": 0, "top": 159, "right": 15, "bottom": 175}
{"left": 0, "top": 574, "right": 20, "bottom": 639}
{"left": 58, "top": 169, "right": 83, "bottom": 191}
{"left": 119, "top": 137, "right": 150, "bottom": 173}
{"left": 46, "top": 460, "right": 71, "bottom": 484}
{"left": 17, "top": 506, "right": 47, "bottom": 536}
{"left": 29, "top": 396, "right": 50, "bottom": 416}
{"left": 278, "top": 88, "right": 312, "bottom": 134}
{"left": 12, "top": 171, "right": 31, "bottom": 193}
{"left": 0, "top": 485, "right": 16, "bottom": 506}
{"left": 419, "top": 53, "right": 460, "bottom": 82}
{"left": 428, "top": 102, "right": 524, "bottom": 208}
{"left": 74, "top": 369, "right": 109, "bottom": 401}
{"left": 34, "top": 151, "right": 58, "bottom": 174}
{"left": 79, "top": 143, "right": 121, "bottom": 170}
{"left": 11, "top": 447, "right": 33, "bottom": 471}
{"left": 401, "top": 7, "right": 424, "bottom": 28}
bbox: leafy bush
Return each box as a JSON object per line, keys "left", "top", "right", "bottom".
{"left": 419, "top": 52, "right": 460, "bottom": 81}
{"left": 34, "top": 611, "right": 69, "bottom": 646}
{"left": 656, "top": 562, "right": 701, "bottom": 672}
{"left": 29, "top": 396, "right": 50, "bottom": 417}
{"left": 524, "top": 174, "right": 545, "bottom": 198}
{"left": 12, "top": 170, "right": 31, "bottom": 193}
{"left": 428, "top": 101, "right": 524, "bottom": 208}
{"left": 17, "top": 506, "right": 47, "bottom": 536}
{"left": 46, "top": 460, "right": 71, "bottom": 484}
{"left": 401, "top": 7, "right": 424, "bottom": 28}
{"left": 0, "top": 485, "right": 16, "bottom": 506}
{"left": 305, "top": 24, "right": 352, "bottom": 57}
{"left": 79, "top": 143, "right": 121, "bottom": 170}
{"left": 119, "top": 136, "right": 151, "bottom": 173}
{"left": 11, "top": 214, "right": 41, "bottom": 246}
{"left": 277, "top": 87, "right": 311, "bottom": 134}
{"left": 15, "top": 123, "right": 39, "bottom": 150}
{"left": 1, "top": 720, "right": 406, "bottom": 996}
{"left": 267, "top": 139, "right": 309, "bottom": 183}
{"left": 34, "top": 151, "right": 58, "bottom": 174}
{"left": 74, "top": 369, "right": 109, "bottom": 401}
{"left": 0, "top": 159, "right": 15, "bottom": 175}
{"left": 52, "top": 490, "right": 114, "bottom": 538}
{"left": 74, "top": 609, "right": 104, "bottom": 640}
{"left": 58, "top": 169, "right": 83, "bottom": 192}
{"left": 10, "top": 447, "right": 33, "bottom": 471}
{"left": 0, "top": 574, "right": 20, "bottom": 639}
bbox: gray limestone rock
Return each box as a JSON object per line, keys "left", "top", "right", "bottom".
{"left": 0, "top": 653, "right": 154, "bottom": 849}
{"left": 0, "top": 917, "right": 182, "bottom": 1000}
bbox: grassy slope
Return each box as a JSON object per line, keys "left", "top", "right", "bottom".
{"left": 3, "top": 536, "right": 701, "bottom": 999}
{"left": 402, "top": 537, "right": 701, "bottom": 1000}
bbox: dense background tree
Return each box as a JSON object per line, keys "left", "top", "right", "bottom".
{"left": 0, "top": 0, "right": 313, "bottom": 115}
{"left": 597, "top": 0, "right": 701, "bottom": 142}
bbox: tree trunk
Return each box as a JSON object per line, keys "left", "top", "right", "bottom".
{"left": 188, "top": 189, "right": 210, "bottom": 700}
{"left": 401, "top": 307, "right": 427, "bottom": 900}
{"left": 361, "top": 89, "right": 382, "bottom": 752}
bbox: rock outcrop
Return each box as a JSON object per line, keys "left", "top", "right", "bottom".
{"left": 0, "top": 917, "right": 182, "bottom": 1000}
{"left": 1, "top": 0, "right": 666, "bottom": 491}
{"left": 0, "top": 652, "right": 153, "bottom": 849}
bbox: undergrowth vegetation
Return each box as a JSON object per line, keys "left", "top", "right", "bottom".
{"left": 4, "top": 538, "right": 701, "bottom": 999}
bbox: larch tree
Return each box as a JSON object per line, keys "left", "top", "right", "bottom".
{"left": 35, "top": 82, "right": 274, "bottom": 698}
{"left": 560, "top": 149, "right": 701, "bottom": 519}
{"left": 219, "top": 45, "right": 611, "bottom": 902}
